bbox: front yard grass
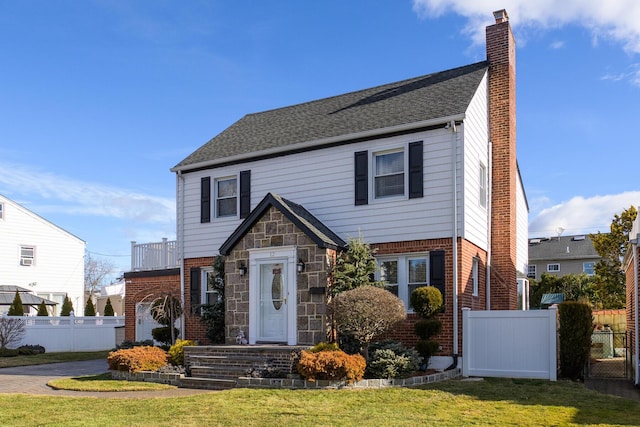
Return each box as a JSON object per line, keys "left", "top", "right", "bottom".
{"left": 0, "top": 350, "right": 110, "bottom": 368}
{"left": 47, "top": 373, "right": 175, "bottom": 392}
{"left": 1, "top": 377, "right": 639, "bottom": 426}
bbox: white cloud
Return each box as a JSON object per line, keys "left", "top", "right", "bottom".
{"left": 549, "top": 40, "right": 565, "bottom": 49}
{"left": 0, "top": 162, "right": 175, "bottom": 224}
{"left": 528, "top": 192, "right": 640, "bottom": 237}
{"left": 412, "top": 0, "right": 640, "bottom": 53}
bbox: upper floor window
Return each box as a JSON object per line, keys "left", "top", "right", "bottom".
{"left": 377, "top": 254, "right": 429, "bottom": 311}
{"left": 374, "top": 149, "right": 405, "bottom": 199}
{"left": 583, "top": 262, "right": 595, "bottom": 276}
{"left": 20, "top": 245, "right": 35, "bottom": 266}
{"left": 547, "top": 263, "right": 560, "bottom": 273}
{"left": 527, "top": 265, "right": 536, "bottom": 279}
{"left": 479, "top": 163, "right": 487, "bottom": 208}
{"left": 215, "top": 177, "right": 237, "bottom": 218}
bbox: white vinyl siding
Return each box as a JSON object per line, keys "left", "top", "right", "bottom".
{"left": 515, "top": 170, "right": 529, "bottom": 276}
{"left": 461, "top": 73, "right": 489, "bottom": 251}
{"left": 181, "top": 128, "right": 457, "bottom": 259}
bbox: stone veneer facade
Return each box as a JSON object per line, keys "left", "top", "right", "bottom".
{"left": 224, "top": 206, "right": 335, "bottom": 345}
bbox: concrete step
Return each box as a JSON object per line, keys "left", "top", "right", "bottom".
{"left": 179, "top": 377, "right": 236, "bottom": 390}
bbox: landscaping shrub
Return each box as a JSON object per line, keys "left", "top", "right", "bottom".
{"left": 84, "top": 299, "right": 96, "bottom": 316}
{"left": 411, "top": 286, "right": 443, "bottom": 368}
{"left": 366, "top": 340, "right": 422, "bottom": 379}
{"left": 17, "top": 344, "right": 45, "bottom": 355}
{"left": 0, "top": 348, "right": 19, "bottom": 357}
{"left": 201, "top": 255, "right": 226, "bottom": 344}
{"left": 152, "top": 326, "right": 179, "bottom": 347}
{"left": 114, "top": 340, "right": 154, "bottom": 350}
{"left": 36, "top": 301, "right": 48, "bottom": 316}
{"left": 103, "top": 297, "right": 115, "bottom": 316}
{"left": 60, "top": 294, "right": 74, "bottom": 316}
{"left": 168, "top": 339, "right": 195, "bottom": 366}
{"left": 297, "top": 349, "right": 366, "bottom": 383}
{"left": 558, "top": 301, "right": 593, "bottom": 380}
{"left": 410, "top": 286, "right": 443, "bottom": 317}
{"left": 329, "top": 286, "right": 406, "bottom": 358}
{"left": 107, "top": 346, "right": 168, "bottom": 373}
{"left": 8, "top": 290, "right": 24, "bottom": 316}
{"left": 309, "top": 342, "right": 340, "bottom": 353}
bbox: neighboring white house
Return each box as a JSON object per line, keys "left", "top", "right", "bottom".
{"left": 0, "top": 194, "right": 85, "bottom": 315}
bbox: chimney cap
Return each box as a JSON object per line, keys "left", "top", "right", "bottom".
{"left": 493, "top": 9, "right": 509, "bottom": 24}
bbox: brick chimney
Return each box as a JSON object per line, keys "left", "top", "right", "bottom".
{"left": 487, "top": 9, "right": 518, "bottom": 310}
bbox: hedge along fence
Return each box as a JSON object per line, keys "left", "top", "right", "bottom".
{"left": 558, "top": 302, "right": 593, "bottom": 380}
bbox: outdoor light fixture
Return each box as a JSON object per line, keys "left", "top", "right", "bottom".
{"left": 297, "top": 259, "right": 305, "bottom": 273}
{"left": 239, "top": 264, "right": 247, "bottom": 276}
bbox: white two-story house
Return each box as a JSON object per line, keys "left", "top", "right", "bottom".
{"left": 126, "top": 10, "right": 528, "bottom": 364}
{"left": 0, "top": 194, "right": 85, "bottom": 315}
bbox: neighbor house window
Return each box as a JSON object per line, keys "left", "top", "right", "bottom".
{"left": 472, "top": 258, "right": 479, "bottom": 296}
{"left": 216, "top": 177, "right": 237, "bottom": 218}
{"left": 528, "top": 265, "right": 536, "bottom": 279}
{"left": 0, "top": 202, "right": 4, "bottom": 220}
{"left": 377, "top": 254, "right": 428, "bottom": 311}
{"left": 374, "top": 149, "right": 405, "bottom": 198}
{"left": 479, "top": 163, "right": 487, "bottom": 208}
{"left": 583, "top": 262, "right": 595, "bottom": 276}
{"left": 20, "top": 245, "right": 35, "bottom": 266}
{"left": 547, "top": 263, "right": 560, "bottom": 273}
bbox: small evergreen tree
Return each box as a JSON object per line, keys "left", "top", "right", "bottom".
{"left": 37, "top": 300, "right": 49, "bottom": 316}
{"left": 84, "top": 298, "right": 96, "bottom": 316}
{"left": 8, "top": 291, "right": 24, "bottom": 316}
{"left": 331, "top": 235, "right": 383, "bottom": 297}
{"left": 60, "top": 294, "right": 74, "bottom": 316}
{"left": 103, "top": 297, "right": 115, "bottom": 316}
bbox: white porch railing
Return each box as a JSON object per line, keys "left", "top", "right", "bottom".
{"left": 131, "top": 238, "right": 179, "bottom": 271}
{"left": 10, "top": 316, "right": 126, "bottom": 352}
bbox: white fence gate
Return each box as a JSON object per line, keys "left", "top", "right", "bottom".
{"left": 10, "top": 316, "right": 125, "bottom": 352}
{"left": 462, "top": 307, "right": 557, "bottom": 381}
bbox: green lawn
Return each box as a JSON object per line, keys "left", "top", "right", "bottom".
{"left": 1, "top": 377, "right": 639, "bottom": 426}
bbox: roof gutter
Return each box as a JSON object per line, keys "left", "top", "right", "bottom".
{"left": 171, "top": 114, "right": 466, "bottom": 173}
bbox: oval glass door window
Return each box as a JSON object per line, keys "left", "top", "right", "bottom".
{"left": 271, "top": 265, "right": 283, "bottom": 311}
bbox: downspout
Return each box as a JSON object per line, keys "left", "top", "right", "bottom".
{"left": 178, "top": 170, "right": 186, "bottom": 340}
{"left": 449, "top": 120, "right": 460, "bottom": 359}
{"left": 486, "top": 142, "right": 492, "bottom": 310}
{"left": 634, "top": 234, "right": 639, "bottom": 386}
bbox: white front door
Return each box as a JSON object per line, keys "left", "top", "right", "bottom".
{"left": 257, "top": 260, "right": 288, "bottom": 342}
{"left": 249, "top": 246, "right": 297, "bottom": 345}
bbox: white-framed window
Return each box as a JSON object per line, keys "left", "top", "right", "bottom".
{"left": 20, "top": 245, "right": 35, "bottom": 266}
{"left": 472, "top": 258, "right": 479, "bottom": 296}
{"left": 528, "top": 265, "right": 536, "bottom": 279}
{"left": 215, "top": 176, "right": 238, "bottom": 218}
{"left": 583, "top": 262, "right": 595, "bottom": 276}
{"left": 201, "top": 268, "right": 221, "bottom": 306}
{"left": 373, "top": 148, "right": 405, "bottom": 199}
{"left": 377, "top": 254, "right": 429, "bottom": 311}
{"left": 0, "top": 202, "right": 4, "bottom": 220}
{"left": 479, "top": 162, "right": 487, "bottom": 208}
{"left": 547, "top": 263, "right": 560, "bottom": 273}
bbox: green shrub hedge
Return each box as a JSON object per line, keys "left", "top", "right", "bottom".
{"left": 558, "top": 301, "right": 593, "bottom": 380}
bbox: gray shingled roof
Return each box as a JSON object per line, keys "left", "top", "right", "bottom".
{"left": 528, "top": 235, "right": 601, "bottom": 261}
{"left": 0, "top": 286, "right": 57, "bottom": 306}
{"left": 174, "top": 61, "right": 488, "bottom": 170}
{"left": 219, "top": 193, "right": 347, "bottom": 255}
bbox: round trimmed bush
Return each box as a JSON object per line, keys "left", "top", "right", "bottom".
{"left": 410, "top": 286, "right": 443, "bottom": 318}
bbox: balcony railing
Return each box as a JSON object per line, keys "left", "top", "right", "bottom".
{"left": 131, "top": 238, "right": 179, "bottom": 272}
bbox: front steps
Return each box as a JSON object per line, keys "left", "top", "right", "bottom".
{"left": 180, "top": 345, "right": 307, "bottom": 390}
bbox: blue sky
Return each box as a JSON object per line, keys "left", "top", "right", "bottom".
{"left": 1, "top": 1, "right": 639, "bottom": 278}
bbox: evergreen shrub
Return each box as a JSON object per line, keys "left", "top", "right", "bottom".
{"left": 558, "top": 301, "right": 593, "bottom": 380}
{"left": 297, "top": 349, "right": 366, "bottom": 383}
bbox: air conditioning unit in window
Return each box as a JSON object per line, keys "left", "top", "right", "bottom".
{"left": 20, "top": 258, "right": 33, "bottom": 266}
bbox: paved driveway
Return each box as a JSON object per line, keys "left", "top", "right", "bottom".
{"left": 0, "top": 359, "right": 215, "bottom": 398}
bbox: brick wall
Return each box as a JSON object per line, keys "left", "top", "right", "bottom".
{"left": 123, "top": 269, "right": 180, "bottom": 342}
{"left": 184, "top": 257, "right": 216, "bottom": 344}
{"left": 486, "top": 11, "right": 518, "bottom": 310}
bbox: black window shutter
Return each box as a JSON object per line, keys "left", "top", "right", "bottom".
{"left": 200, "top": 177, "right": 211, "bottom": 223}
{"left": 408, "top": 141, "right": 423, "bottom": 199}
{"left": 190, "top": 267, "right": 201, "bottom": 315}
{"left": 430, "top": 250, "right": 446, "bottom": 304}
{"left": 354, "top": 151, "right": 368, "bottom": 205}
{"left": 240, "top": 170, "right": 251, "bottom": 219}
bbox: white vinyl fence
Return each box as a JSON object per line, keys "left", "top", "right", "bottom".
{"left": 462, "top": 307, "right": 557, "bottom": 381}
{"left": 8, "top": 316, "right": 125, "bottom": 352}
